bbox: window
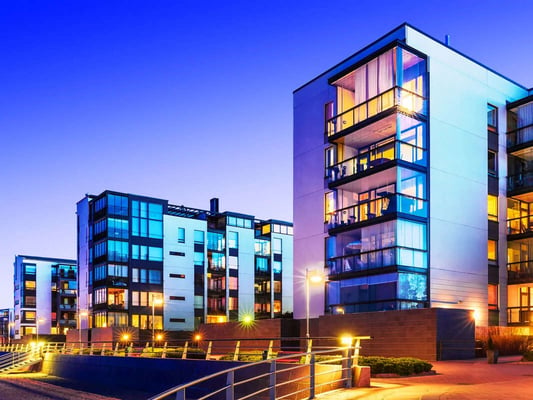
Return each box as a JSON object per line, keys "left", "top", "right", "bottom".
{"left": 488, "top": 195, "right": 498, "bottom": 222}
{"left": 229, "top": 276, "right": 238, "bottom": 290}
{"left": 108, "top": 194, "right": 128, "bottom": 216}
{"left": 108, "top": 240, "right": 128, "bottom": 262}
{"left": 207, "top": 232, "right": 224, "bottom": 251}
{"left": 132, "top": 268, "right": 161, "bottom": 284}
{"left": 488, "top": 104, "right": 498, "bottom": 130}
{"left": 488, "top": 240, "right": 497, "bottom": 262}
{"left": 273, "top": 261, "right": 282, "bottom": 274}
{"left": 178, "top": 228, "right": 185, "bottom": 243}
{"left": 24, "top": 296, "right": 36, "bottom": 307}
{"left": 169, "top": 296, "right": 185, "bottom": 301}
{"left": 132, "top": 245, "right": 163, "bottom": 262}
{"left": 194, "top": 230, "right": 205, "bottom": 244}
{"left": 169, "top": 251, "right": 185, "bottom": 256}
{"left": 488, "top": 284, "right": 498, "bottom": 310}
{"left": 488, "top": 151, "right": 497, "bottom": 176}
{"left": 261, "top": 224, "right": 271, "bottom": 235}
{"left": 228, "top": 256, "right": 238, "bottom": 270}
{"left": 25, "top": 280, "right": 36, "bottom": 290}
{"left": 132, "top": 201, "right": 163, "bottom": 239}
{"left": 170, "top": 318, "right": 186, "bottom": 323}
{"left": 227, "top": 217, "right": 253, "bottom": 229}
{"left": 228, "top": 231, "right": 238, "bottom": 249}
{"left": 273, "top": 238, "right": 282, "bottom": 253}
{"left": 94, "top": 288, "right": 107, "bottom": 304}
{"left": 24, "top": 264, "right": 36, "bottom": 275}
{"left": 169, "top": 273, "right": 185, "bottom": 279}
{"left": 108, "top": 218, "right": 129, "bottom": 239}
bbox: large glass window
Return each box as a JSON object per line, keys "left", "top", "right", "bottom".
{"left": 207, "top": 232, "right": 225, "bottom": 251}
{"left": 488, "top": 195, "right": 498, "bottom": 222}
{"left": 108, "top": 218, "right": 128, "bottom": 239}
{"left": 488, "top": 240, "right": 497, "bottom": 262}
{"left": 108, "top": 194, "right": 128, "bottom": 216}
{"left": 108, "top": 240, "right": 128, "bottom": 262}
{"left": 132, "top": 201, "right": 163, "bottom": 239}
{"left": 194, "top": 230, "right": 205, "bottom": 244}
{"left": 228, "top": 231, "right": 238, "bottom": 249}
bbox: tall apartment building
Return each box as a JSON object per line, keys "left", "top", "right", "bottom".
{"left": 13, "top": 255, "right": 77, "bottom": 339}
{"left": 0, "top": 308, "right": 13, "bottom": 344}
{"left": 293, "top": 23, "right": 532, "bottom": 328}
{"left": 77, "top": 191, "right": 293, "bottom": 332}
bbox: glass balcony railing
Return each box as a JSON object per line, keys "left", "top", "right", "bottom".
{"left": 326, "top": 87, "right": 427, "bottom": 137}
{"left": 507, "top": 123, "right": 533, "bottom": 148}
{"left": 507, "top": 217, "right": 533, "bottom": 235}
{"left": 326, "top": 194, "right": 427, "bottom": 229}
{"left": 508, "top": 171, "right": 533, "bottom": 192}
{"left": 326, "top": 141, "right": 426, "bottom": 184}
{"left": 327, "top": 246, "right": 427, "bottom": 275}
{"left": 508, "top": 261, "right": 533, "bottom": 283}
{"left": 508, "top": 306, "right": 533, "bottom": 325}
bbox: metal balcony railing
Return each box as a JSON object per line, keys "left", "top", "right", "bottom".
{"left": 326, "top": 140, "right": 426, "bottom": 184}
{"left": 326, "top": 86, "right": 427, "bottom": 137}
{"left": 508, "top": 171, "right": 533, "bottom": 192}
{"left": 507, "top": 306, "right": 533, "bottom": 325}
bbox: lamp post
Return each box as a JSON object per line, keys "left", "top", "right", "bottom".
{"left": 8, "top": 322, "right": 14, "bottom": 345}
{"left": 151, "top": 295, "right": 163, "bottom": 350}
{"left": 305, "top": 269, "right": 323, "bottom": 346}
{"left": 78, "top": 310, "right": 88, "bottom": 346}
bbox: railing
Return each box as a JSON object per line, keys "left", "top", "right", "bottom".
{"left": 326, "top": 140, "right": 426, "bottom": 184}
{"left": 507, "top": 216, "right": 533, "bottom": 235}
{"left": 326, "top": 193, "right": 427, "bottom": 229}
{"left": 507, "top": 261, "right": 533, "bottom": 283}
{"left": 59, "top": 304, "right": 76, "bottom": 310}
{"left": 148, "top": 337, "right": 371, "bottom": 400}
{"left": 508, "top": 171, "right": 533, "bottom": 191}
{"left": 507, "top": 306, "right": 533, "bottom": 325}
{"left": 327, "top": 246, "right": 427, "bottom": 275}
{"left": 326, "top": 87, "right": 427, "bottom": 137}
{"left": 507, "top": 123, "right": 533, "bottom": 148}
{"left": 0, "top": 344, "right": 41, "bottom": 372}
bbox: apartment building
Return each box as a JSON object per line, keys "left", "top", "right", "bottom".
{"left": 293, "top": 23, "right": 532, "bottom": 327}
{"left": 13, "top": 255, "right": 77, "bottom": 339}
{"left": 77, "top": 191, "right": 293, "bottom": 332}
{"left": 0, "top": 308, "right": 13, "bottom": 344}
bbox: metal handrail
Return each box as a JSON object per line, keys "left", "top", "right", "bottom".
{"left": 148, "top": 337, "right": 371, "bottom": 400}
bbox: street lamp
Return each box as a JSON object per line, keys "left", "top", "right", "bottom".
{"left": 151, "top": 295, "right": 163, "bottom": 350}
{"left": 8, "top": 322, "right": 14, "bottom": 345}
{"left": 305, "top": 268, "right": 323, "bottom": 344}
{"left": 78, "top": 310, "right": 88, "bottom": 346}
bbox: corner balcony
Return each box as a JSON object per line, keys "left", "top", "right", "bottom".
{"left": 507, "top": 306, "right": 533, "bottom": 326}
{"left": 508, "top": 172, "right": 533, "bottom": 195}
{"left": 507, "top": 216, "right": 533, "bottom": 236}
{"left": 327, "top": 246, "right": 426, "bottom": 277}
{"left": 507, "top": 123, "right": 533, "bottom": 151}
{"left": 326, "top": 140, "right": 426, "bottom": 186}
{"left": 326, "top": 193, "right": 427, "bottom": 233}
{"left": 326, "top": 87, "right": 427, "bottom": 138}
{"left": 508, "top": 261, "right": 533, "bottom": 284}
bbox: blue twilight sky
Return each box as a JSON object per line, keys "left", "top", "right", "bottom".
{"left": 1, "top": 0, "right": 532, "bottom": 308}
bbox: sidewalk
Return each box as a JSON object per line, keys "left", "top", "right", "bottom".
{"left": 317, "top": 356, "right": 533, "bottom": 399}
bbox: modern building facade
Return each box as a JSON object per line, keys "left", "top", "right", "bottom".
{"left": 0, "top": 308, "right": 13, "bottom": 344}
{"left": 77, "top": 191, "right": 293, "bottom": 332}
{"left": 13, "top": 255, "right": 77, "bottom": 339}
{"left": 293, "top": 23, "right": 532, "bottom": 328}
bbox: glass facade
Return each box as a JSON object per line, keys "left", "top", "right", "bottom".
{"left": 325, "top": 45, "right": 428, "bottom": 314}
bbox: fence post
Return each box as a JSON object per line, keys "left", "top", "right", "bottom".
{"left": 206, "top": 341, "right": 212, "bottom": 360}
{"left": 162, "top": 341, "right": 167, "bottom": 358}
{"left": 269, "top": 360, "right": 276, "bottom": 400}
{"left": 309, "top": 353, "right": 316, "bottom": 399}
{"left": 181, "top": 341, "right": 188, "bottom": 359}
{"left": 305, "top": 339, "right": 313, "bottom": 364}
{"left": 90, "top": 343, "right": 94, "bottom": 355}
{"left": 101, "top": 342, "right": 106, "bottom": 356}
{"left": 113, "top": 342, "right": 119, "bottom": 356}
{"left": 226, "top": 370, "right": 234, "bottom": 400}
{"left": 267, "top": 340, "right": 273, "bottom": 359}
{"left": 233, "top": 341, "right": 240, "bottom": 361}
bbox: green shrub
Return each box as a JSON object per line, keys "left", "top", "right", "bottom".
{"left": 522, "top": 350, "right": 533, "bottom": 361}
{"left": 359, "top": 356, "right": 433, "bottom": 376}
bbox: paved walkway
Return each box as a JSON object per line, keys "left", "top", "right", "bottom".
{"left": 317, "top": 356, "right": 533, "bottom": 399}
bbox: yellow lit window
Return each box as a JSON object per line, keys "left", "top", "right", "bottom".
{"left": 488, "top": 240, "right": 497, "bottom": 262}
{"left": 488, "top": 195, "right": 498, "bottom": 221}
{"left": 261, "top": 224, "right": 271, "bottom": 235}
{"left": 25, "top": 281, "right": 36, "bottom": 290}
{"left": 488, "top": 284, "right": 498, "bottom": 310}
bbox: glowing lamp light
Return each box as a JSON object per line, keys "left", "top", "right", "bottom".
{"left": 122, "top": 333, "right": 130, "bottom": 341}
{"left": 242, "top": 315, "right": 253, "bottom": 325}
{"left": 340, "top": 335, "right": 353, "bottom": 347}
{"left": 472, "top": 310, "right": 480, "bottom": 321}
{"left": 194, "top": 334, "right": 202, "bottom": 341}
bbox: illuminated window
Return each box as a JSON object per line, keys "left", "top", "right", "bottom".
{"left": 261, "top": 224, "right": 271, "bottom": 235}
{"left": 488, "top": 284, "right": 498, "bottom": 310}
{"left": 273, "top": 300, "right": 281, "bottom": 313}
{"left": 488, "top": 240, "right": 497, "bottom": 262}
{"left": 325, "top": 192, "right": 336, "bottom": 223}
{"left": 488, "top": 195, "right": 498, "bottom": 221}
{"left": 25, "top": 281, "right": 36, "bottom": 290}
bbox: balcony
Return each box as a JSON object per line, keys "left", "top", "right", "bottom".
{"left": 508, "top": 171, "right": 533, "bottom": 194}
{"left": 326, "top": 87, "right": 427, "bottom": 138}
{"left": 59, "top": 319, "right": 77, "bottom": 327}
{"left": 326, "top": 140, "right": 426, "bottom": 185}
{"left": 507, "top": 306, "right": 533, "bottom": 325}
{"left": 507, "top": 123, "right": 533, "bottom": 150}
{"left": 507, "top": 216, "right": 533, "bottom": 236}
{"left": 59, "top": 303, "right": 76, "bottom": 310}
{"left": 508, "top": 261, "right": 533, "bottom": 284}
{"left": 326, "top": 194, "right": 427, "bottom": 231}
{"left": 59, "top": 289, "right": 77, "bottom": 296}
{"left": 327, "top": 246, "right": 426, "bottom": 276}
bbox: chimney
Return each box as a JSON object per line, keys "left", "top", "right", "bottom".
{"left": 445, "top": 34, "right": 451, "bottom": 46}
{"left": 210, "top": 198, "right": 219, "bottom": 213}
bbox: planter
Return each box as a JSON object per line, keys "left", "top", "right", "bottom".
{"left": 487, "top": 349, "right": 499, "bottom": 364}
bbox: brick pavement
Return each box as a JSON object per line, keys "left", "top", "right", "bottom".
{"left": 317, "top": 356, "right": 533, "bottom": 399}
